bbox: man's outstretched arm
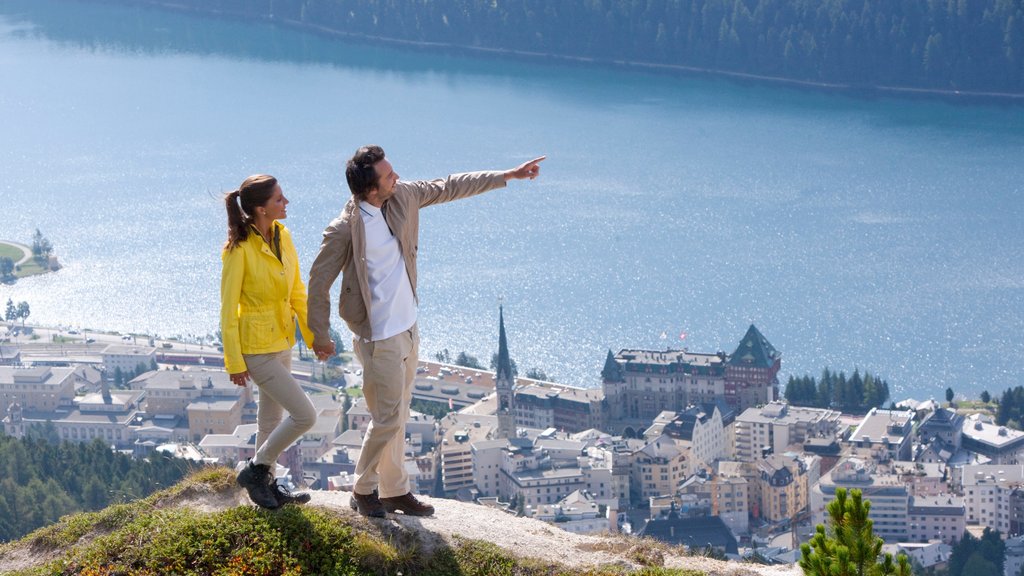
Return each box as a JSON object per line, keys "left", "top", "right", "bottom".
{"left": 414, "top": 155, "right": 546, "bottom": 208}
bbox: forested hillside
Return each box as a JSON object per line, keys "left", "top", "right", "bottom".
{"left": 118, "top": 0, "right": 1024, "bottom": 94}
{"left": 0, "top": 432, "right": 195, "bottom": 542}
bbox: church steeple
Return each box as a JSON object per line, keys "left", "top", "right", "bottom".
{"left": 495, "top": 306, "right": 516, "bottom": 439}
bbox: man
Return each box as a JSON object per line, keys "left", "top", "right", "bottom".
{"left": 308, "top": 145, "right": 544, "bottom": 517}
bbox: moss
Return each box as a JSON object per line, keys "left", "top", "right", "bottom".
{"left": 1, "top": 470, "right": 708, "bottom": 576}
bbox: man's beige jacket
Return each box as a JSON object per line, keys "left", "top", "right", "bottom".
{"left": 307, "top": 171, "right": 506, "bottom": 344}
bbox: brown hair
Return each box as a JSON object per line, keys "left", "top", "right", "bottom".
{"left": 346, "top": 145, "right": 386, "bottom": 201}
{"left": 224, "top": 174, "right": 277, "bottom": 250}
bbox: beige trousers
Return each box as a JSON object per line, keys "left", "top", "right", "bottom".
{"left": 352, "top": 324, "right": 419, "bottom": 498}
{"left": 244, "top": 350, "right": 317, "bottom": 467}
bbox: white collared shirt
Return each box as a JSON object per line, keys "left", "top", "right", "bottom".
{"left": 359, "top": 202, "right": 417, "bottom": 341}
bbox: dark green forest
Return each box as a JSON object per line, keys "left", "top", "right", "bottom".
{"left": 783, "top": 367, "right": 890, "bottom": 412}
{"left": 0, "top": 431, "right": 195, "bottom": 542}
{"left": 995, "top": 386, "right": 1024, "bottom": 428}
{"left": 114, "top": 0, "right": 1024, "bottom": 94}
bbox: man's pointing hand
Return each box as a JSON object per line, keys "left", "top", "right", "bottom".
{"left": 504, "top": 156, "right": 546, "bottom": 181}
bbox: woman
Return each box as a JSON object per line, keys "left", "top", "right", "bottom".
{"left": 221, "top": 174, "right": 316, "bottom": 509}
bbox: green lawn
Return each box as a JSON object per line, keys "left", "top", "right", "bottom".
{"left": 0, "top": 240, "right": 49, "bottom": 278}
{"left": 0, "top": 242, "right": 25, "bottom": 261}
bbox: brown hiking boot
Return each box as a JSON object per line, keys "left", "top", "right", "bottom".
{"left": 350, "top": 490, "right": 386, "bottom": 518}
{"left": 381, "top": 492, "right": 435, "bottom": 517}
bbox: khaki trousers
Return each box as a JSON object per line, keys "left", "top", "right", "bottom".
{"left": 244, "top": 350, "right": 317, "bottom": 467}
{"left": 352, "top": 324, "right": 419, "bottom": 498}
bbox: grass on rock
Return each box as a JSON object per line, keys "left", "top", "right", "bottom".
{"left": 1, "top": 467, "right": 706, "bottom": 576}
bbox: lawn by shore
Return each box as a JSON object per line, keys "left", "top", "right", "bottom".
{"left": 0, "top": 239, "right": 53, "bottom": 279}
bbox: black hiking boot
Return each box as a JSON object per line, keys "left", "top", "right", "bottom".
{"left": 350, "top": 489, "right": 386, "bottom": 518}
{"left": 272, "top": 479, "right": 311, "bottom": 506}
{"left": 236, "top": 459, "right": 280, "bottom": 509}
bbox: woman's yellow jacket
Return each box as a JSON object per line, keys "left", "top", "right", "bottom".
{"left": 220, "top": 222, "right": 314, "bottom": 374}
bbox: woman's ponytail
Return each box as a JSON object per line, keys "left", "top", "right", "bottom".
{"left": 224, "top": 189, "right": 249, "bottom": 250}
{"left": 224, "top": 175, "right": 278, "bottom": 250}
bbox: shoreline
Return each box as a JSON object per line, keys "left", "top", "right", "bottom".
{"left": 133, "top": 1, "right": 1024, "bottom": 104}
{"left": 0, "top": 239, "right": 53, "bottom": 280}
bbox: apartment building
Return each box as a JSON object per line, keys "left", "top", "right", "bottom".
{"left": 847, "top": 408, "right": 916, "bottom": 462}
{"left": 755, "top": 453, "right": 809, "bottom": 523}
{"left": 907, "top": 495, "right": 965, "bottom": 544}
{"left": 631, "top": 435, "right": 687, "bottom": 500}
{"left": 734, "top": 401, "right": 841, "bottom": 462}
{"left": 812, "top": 458, "right": 910, "bottom": 542}
{"left": 500, "top": 440, "right": 587, "bottom": 506}
{"left": 711, "top": 473, "right": 750, "bottom": 535}
{"left": 960, "top": 464, "right": 1024, "bottom": 535}
{"left": 440, "top": 413, "right": 497, "bottom": 496}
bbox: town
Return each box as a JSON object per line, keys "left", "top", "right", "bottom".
{"left": 1, "top": 314, "right": 1020, "bottom": 574}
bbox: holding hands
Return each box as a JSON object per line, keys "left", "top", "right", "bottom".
{"left": 313, "top": 339, "right": 336, "bottom": 361}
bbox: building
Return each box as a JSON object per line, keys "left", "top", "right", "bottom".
{"left": 907, "top": 495, "right": 965, "bottom": 544}
{"left": 101, "top": 344, "right": 157, "bottom": 379}
{"left": 513, "top": 382, "right": 603, "bottom": 434}
{"left": 499, "top": 437, "right": 587, "bottom": 507}
{"left": 847, "top": 407, "right": 915, "bottom": 462}
{"left": 918, "top": 408, "right": 965, "bottom": 451}
{"left": 639, "top": 513, "right": 739, "bottom": 554}
{"left": 187, "top": 398, "right": 244, "bottom": 441}
{"left": 961, "top": 415, "right": 1024, "bottom": 464}
{"left": 1005, "top": 536, "right": 1024, "bottom": 576}
{"left": 647, "top": 403, "right": 733, "bottom": 472}
{"left": 0, "top": 345, "right": 21, "bottom": 365}
{"left": 754, "top": 453, "right": 809, "bottom": 523}
{"left": 3, "top": 382, "right": 144, "bottom": 449}
{"left": 601, "top": 325, "right": 780, "bottom": 431}
{"left": 530, "top": 489, "right": 610, "bottom": 534}
{"left": 440, "top": 413, "right": 497, "bottom": 496}
{"left": 812, "top": 458, "right": 910, "bottom": 542}
{"left": 132, "top": 369, "right": 250, "bottom": 420}
{"left": 472, "top": 438, "right": 508, "bottom": 498}
{"left": 960, "top": 464, "right": 1024, "bottom": 535}
{"left": 711, "top": 472, "right": 750, "bottom": 535}
{"left": 0, "top": 366, "right": 78, "bottom": 411}
{"left": 734, "top": 401, "right": 842, "bottom": 462}
{"left": 631, "top": 435, "right": 687, "bottom": 500}
{"left": 725, "top": 325, "right": 782, "bottom": 411}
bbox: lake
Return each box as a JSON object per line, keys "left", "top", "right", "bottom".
{"left": 1, "top": 0, "right": 1022, "bottom": 399}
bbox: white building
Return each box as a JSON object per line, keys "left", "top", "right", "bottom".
{"left": 530, "top": 489, "right": 610, "bottom": 534}
{"left": 960, "top": 464, "right": 1024, "bottom": 534}
{"left": 734, "top": 401, "right": 841, "bottom": 462}
{"left": 812, "top": 458, "right": 910, "bottom": 542}
{"left": 102, "top": 344, "right": 157, "bottom": 378}
{"left": 907, "top": 495, "right": 965, "bottom": 544}
{"left": 962, "top": 415, "right": 1024, "bottom": 465}
{"left": 847, "top": 408, "right": 916, "bottom": 462}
